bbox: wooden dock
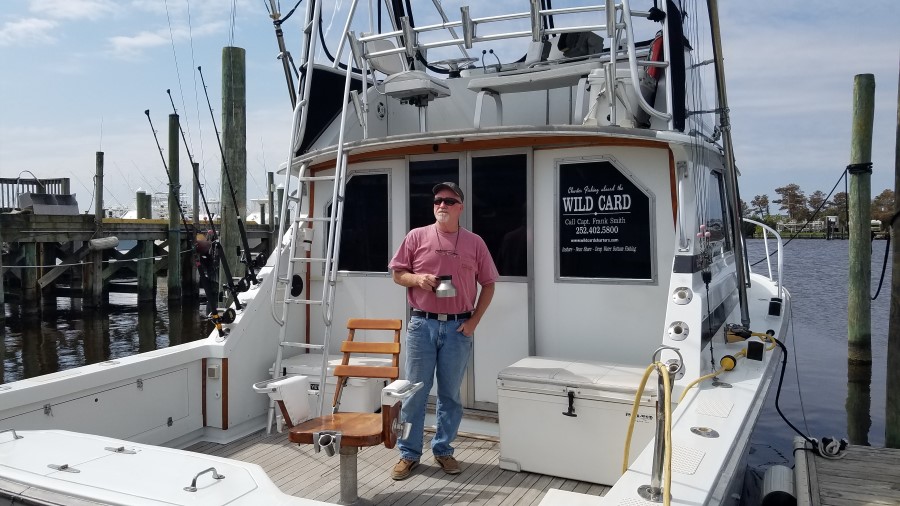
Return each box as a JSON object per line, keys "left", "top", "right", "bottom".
{"left": 0, "top": 213, "right": 272, "bottom": 311}
{"left": 797, "top": 439, "right": 900, "bottom": 505}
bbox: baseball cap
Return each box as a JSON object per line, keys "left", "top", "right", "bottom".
{"left": 432, "top": 182, "right": 464, "bottom": 202}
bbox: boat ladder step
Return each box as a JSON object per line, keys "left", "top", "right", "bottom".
{"left": 290, "top": 257, "right": 327, "bottom": 263}
{"left": 280, "top": 342, "right": 325, "bottom": 350}
{"left": 298, "top": 175, "right": 336, "bottom": 182}
{"left": 284, "top": 298, "right": 323, "bottom": 305}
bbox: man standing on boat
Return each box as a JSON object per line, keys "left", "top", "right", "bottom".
{"left": 388, "top": 182, "right": 498, "bottom": 480}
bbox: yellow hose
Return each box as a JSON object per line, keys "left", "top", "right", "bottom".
{"left": 622, "top": 363, "right": 656, "bottom": 474}
{"left": 677, "top": 367, "right": 724, "bottom": 403}
{"left": 622, "top": 362, "right": 673, "bottom": 506}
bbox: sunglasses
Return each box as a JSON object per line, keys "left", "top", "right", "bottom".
{"left": 433, "top": 197, "right": 461, "bottom": 206}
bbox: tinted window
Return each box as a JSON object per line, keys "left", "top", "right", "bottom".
{"left": 706, "top": 171, "right": 732, "bottom": 257}
{"left": 409, "top": 159, "right": 459, "bottom": 230}
{"left": 328, "top": 173, "right": 389, "bottom": 272}
{"left": 472, "top": 154, "right": 528, "bottom": 276}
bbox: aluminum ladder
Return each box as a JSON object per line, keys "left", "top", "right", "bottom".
{"left": 264, "top": 0, "right": 357, "bottom": 434}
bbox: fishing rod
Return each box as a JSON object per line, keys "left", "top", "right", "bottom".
{"left": 165, "top": 89, "right": 222, "bottom": 237}
{"left": 143, "top": 109, "right": 197, "bottom": 252}
{"left": 197, "top": 65, "right": 261, "bottom": 290}
{"left": 144, "top": 109, "right": 246, "bottom": 333}
{"left": 163, "top": 92, "right": 246, "bottom": 327}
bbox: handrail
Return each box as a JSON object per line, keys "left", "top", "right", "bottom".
{"left": 743, "top": 218, "right": 784, "bottom": 300}
{"left": 621, "top": 0, "right": 672, "bottom": 125}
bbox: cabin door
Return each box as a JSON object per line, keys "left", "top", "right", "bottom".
{"left": 407, "top": 152, "right": 531, "bottom": 411}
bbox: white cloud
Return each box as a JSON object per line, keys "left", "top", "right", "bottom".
{"left": 107, "top": 20, "right": 226, "bottom": 58}
{"left": 30, "top": 0, "right": 117, "bottom": 21}
{"left": 0, "top": 18, "right": 58, "bottom": 47}
{"left": 108, "top": 30, "right": 170, "bottom": 58}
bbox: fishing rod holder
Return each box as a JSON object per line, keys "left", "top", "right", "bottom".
{"left": 638, "top": 346, "right": 683, "bottom": 503}
{"left": 314, "top": 430, "right": 342, "bottom": 457}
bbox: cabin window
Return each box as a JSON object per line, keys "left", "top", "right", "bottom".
{"left": 409, "top": 158, "right": 459, "bottom": 230}
{"left": 327, "top": 172, "right": 390, "bottom": 272}
{"left": 471, "top": 154, "right": 528, "bottom": 277}
{"left": 706, "top": 171, "right": 732, "bottom": 257}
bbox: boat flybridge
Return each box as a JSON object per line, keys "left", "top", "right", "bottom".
{"left": 0, "top": 1, "right": 790, "bottom": 505}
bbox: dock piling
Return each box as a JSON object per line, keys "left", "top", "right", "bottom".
{"left": 847, "top": 73, "right": 875, "bottom": 445}
{"left": 220, "top": 46, "right": 247, "bottom": 287}
{"left": 168, "top": 114, "right": 182, "bottom": 300}
{"left": 887, "top": 66, "right": 900, "bottom": 449}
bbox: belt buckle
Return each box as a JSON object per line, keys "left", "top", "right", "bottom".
{"left": 438, "top": 313, "right": 448, "bottom": 322}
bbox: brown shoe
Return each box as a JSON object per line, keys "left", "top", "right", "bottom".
{"left": 391, "top": 458, "right": 419, "bottom": 480}
{"left": 435, "top": 455, "right": 461, "bottom": 475}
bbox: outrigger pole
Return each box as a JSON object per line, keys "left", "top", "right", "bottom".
{"left": 145, "top": 109, "right": 243, "bottom": 337}
{"left": 265, "top": 0, "right": 300, "bottom": 108}
{"left": 706, "top": 0, "right": 750, "bottom": 327}
{"left": 197, "top": 65, "right": 261, "bottom": 291}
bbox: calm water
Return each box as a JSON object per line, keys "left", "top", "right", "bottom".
{"left": 1, "top": 283, "right": 211, "bottom": 382}
{"left": 2, "top": 240, "right": 891, "bottom": 474}
{"left": 746, "top": 238, "right": 890, "bottom": 472}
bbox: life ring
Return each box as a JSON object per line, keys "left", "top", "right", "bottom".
{"left": 647, "top": 31, "right": 664, "bottom": 81}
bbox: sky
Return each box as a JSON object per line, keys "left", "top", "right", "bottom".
{"left": 0, "top": 0, "right": 898, "bottom": 216}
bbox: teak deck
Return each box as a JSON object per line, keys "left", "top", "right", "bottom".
{"left": 185, "top": 429, "right": 608, "bottom": 505}
{"left": 804, "top": 444, "right": 900, "bottom": 506}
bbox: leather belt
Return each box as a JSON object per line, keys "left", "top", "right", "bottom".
{"left": 411, "top": 309, "right": 472, "bottom": 321}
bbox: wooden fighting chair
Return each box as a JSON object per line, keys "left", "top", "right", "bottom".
{"left": 286, "top": 318, "right": 421, "bottom": 504}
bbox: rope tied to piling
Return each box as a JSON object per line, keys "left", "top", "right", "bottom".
{"left": 846, "top": 162, "right": 873, "bottom": 175}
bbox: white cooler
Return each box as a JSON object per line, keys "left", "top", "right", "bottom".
{"left": 497, "top": 357, "right": 657, "bottom": 485}
{"left": 272, "top": 354, "right": 390, "bottom": 414}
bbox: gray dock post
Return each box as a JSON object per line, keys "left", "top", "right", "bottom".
{"left": 168, "top": 113, "right": 182, "bottom": 300}
{"left": 22, "top": 243, "right": 38, "bottom": 315}
{"left": 220, "top": 46, "right": 247, "bottom": 289}
{"left": 136, "top": 190, "right": 156, "bottom": 303}
{"left": 0, "top": 221, "right": 5, "bottom": 319}
{"left": 277, "top": 184, "right": 286, "bottom": 232}
{"left": 847, "top": 74, "right": 875, "bottom": 445}
{"left": 268, "top": 171, "right": 276, "bottom": 254}
{"left": 85, "top": 153, "right": 105, "bottom": 308}
{"left": 888, "top": 67, "right": 900, "bottom": 449}
{"left": 95, "top": 152, "right": 104, "bottom": 228}
{"left": 192, "top": 162, "right": 200, "bottom": 225}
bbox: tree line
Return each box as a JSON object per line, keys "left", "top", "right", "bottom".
{"left": 744, "top": 183, "right": 895, "bottom": 228}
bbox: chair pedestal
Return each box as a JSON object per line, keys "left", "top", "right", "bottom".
{"left": 339, "top": 446, "right": 359, "bottom": 505}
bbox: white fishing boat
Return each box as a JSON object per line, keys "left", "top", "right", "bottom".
{"left": 0, "top": 1, "right": 793, "bottom": 505}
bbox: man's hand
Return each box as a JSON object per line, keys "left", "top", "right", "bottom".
{"left": 392, "top": 270, "right": 438, "bottom": 291}
{"left": 457, "top": 319, "right": 478, "bottom": 337}
{"left": 416, "top": 273, "right": 439, "bottom": 291}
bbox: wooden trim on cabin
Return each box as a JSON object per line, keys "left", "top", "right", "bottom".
{"left": 201, "top": 358, "right": 207, "bottom": 427}
{"left": 222, "top": 358, "right": 229, "bottom": 430}
{"left": 308, "top": 136, "right": 668, "bottom": 172}
{"left": 669, "top": 150, "right": 678, "bottom": 227}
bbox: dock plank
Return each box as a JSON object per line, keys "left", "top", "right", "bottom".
{"left": 805, "top": 444, "right": 900, "bottom": 506}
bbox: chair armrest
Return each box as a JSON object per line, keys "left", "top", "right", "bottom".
{"left": 382, "top": 380, "right": 424, "bottom": 405}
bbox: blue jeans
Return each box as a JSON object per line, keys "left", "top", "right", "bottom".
{"left": 398, "top": 316, "right": 472, "bottom": 461}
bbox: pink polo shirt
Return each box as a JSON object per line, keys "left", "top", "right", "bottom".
{"left": 389, "top": 225, "right": 499, "bottom": 314}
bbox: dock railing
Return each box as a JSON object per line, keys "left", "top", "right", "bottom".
{"left": 0, "top": 177, "right": 72, "bottom": 213}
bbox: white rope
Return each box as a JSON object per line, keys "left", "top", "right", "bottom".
{"left": 4, "top": 250, "right": 192, "bottom": 269}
